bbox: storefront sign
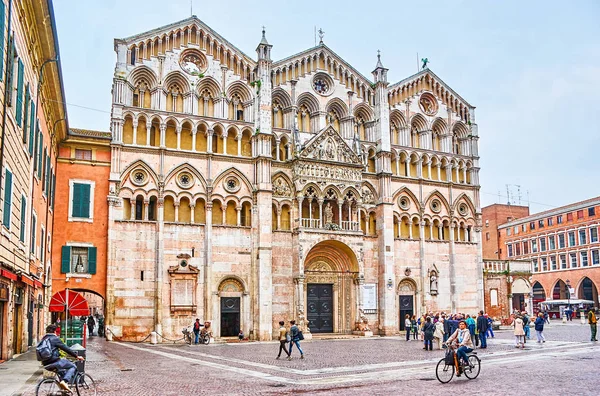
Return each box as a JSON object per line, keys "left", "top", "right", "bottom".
{"left": 362, "top": 283, "right": 377, "bottom": 310}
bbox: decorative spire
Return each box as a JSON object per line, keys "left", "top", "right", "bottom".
{"left": 375, "top": 50, "right": 384, "bottom": 69}
{"left": 260, "top": 26, "right": 269, "bottom": 45}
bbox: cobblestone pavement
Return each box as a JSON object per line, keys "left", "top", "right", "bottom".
{"left": 17, "top": 321, "right": 600, "bottom": 395}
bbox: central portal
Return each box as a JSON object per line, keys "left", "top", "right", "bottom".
{"left": 303, "top": 240, "right": 360, "bottom": 334}
{"left": 307, "top": 284, "right": 333, "bottom": 333}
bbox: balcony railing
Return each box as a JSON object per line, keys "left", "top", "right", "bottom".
{"left": 341, "top": 221, "right": 360, "bottom": 231}
{"left": 301, "top": 218, "right": 360, "bottom": 232}
{"left": 301, "top": 218, "right": 321, "bottom": 228}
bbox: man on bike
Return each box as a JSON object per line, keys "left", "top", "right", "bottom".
{"left": 445, "top": 320, "right": 473, "bottom": 376}
{"left": 38, "top": 324, "right": 84, "bottom": 391}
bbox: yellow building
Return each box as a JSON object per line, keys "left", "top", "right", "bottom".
{"left": 0, "top": 0, "right": 68, "bottom": 360}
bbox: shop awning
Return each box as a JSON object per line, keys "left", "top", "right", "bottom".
{"left": 49, "top": 289, "right": 90, "bottom": 316}
{"left": 19, "top": 275, "right": 34, "bottom": 286}
{"left": 1, "top": 269, "right": 17, "bottom": 281}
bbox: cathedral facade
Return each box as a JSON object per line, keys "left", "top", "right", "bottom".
{"left": 106, "top": 16, "right": 483, "bottom": 341}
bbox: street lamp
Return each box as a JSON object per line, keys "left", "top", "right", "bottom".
{"left": 566, "top": 279, "right": 571, "bottom": 321}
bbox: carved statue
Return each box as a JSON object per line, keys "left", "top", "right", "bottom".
{"left": 324, "top": 203, "right": 334, "bottom": 224}
{"left": 421, "top": 57, "right": 429, "bottom": 69}
{"left": 430, "top": 272, "right": 438, "bottom": 295}
{"left": 273, "top": 177, "right": 291, "bottom": 197}
{"left": 355, "top": 309, "right": 370, "bottom": 332}
{"left": 325, "top": 141, "right": 335, "bottom": 160}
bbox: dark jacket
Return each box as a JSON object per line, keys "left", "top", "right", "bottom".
{"left": 423, "top": 322, "right": 435, "bottom": 340}
{"left": 290, "top": 325, "right": 300, "bottom": 341}
{"left": 40, "top": 333, "right": 78, "bottom": 365}
{"left": 448, "top": 319, "right": 459, "bottom": 335}
{"left": 476, "top": 315, "right": 488, "bottom": 333}
{"left": 534, "top": 317, "right": 545, "bottom": 331}
{"left": 443, "top": 318, "right": 451, "bottom": 334}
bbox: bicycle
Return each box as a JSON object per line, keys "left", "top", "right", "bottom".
{"left": 435, "top": 343, "right": 481, "bottom": 383}
{"left": 182, "top": 327, "right": 211, "bottom": 345}
{"left": 35, "top": 364, "right": 97, "bottom": 395}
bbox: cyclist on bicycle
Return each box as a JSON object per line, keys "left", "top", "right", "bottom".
{"left": 445, "top": 320, "right": 473, "bottom": 376}
{"left": 38, "top": 324, "right": 84, "bottom": 391}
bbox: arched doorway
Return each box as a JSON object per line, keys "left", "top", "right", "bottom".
{"left": 532, "top": 281, "right": 545, "bottom": 314}
{"left": 216, "top": 278, "right": 248, "bottom": 338}
{"left": 511, "top": 278, "right": 531, "bottom": 313}
{"left": 398, "top": 279, "right": 417, "bottom": 331}
{"left": 303, "top": 240, "right": 359, "bottom": 334}
{"left": 578, "top": 277, "right": 599, "bottom": 305}
{"left": 552, "top": 280, "right": 569, "bottom": 300}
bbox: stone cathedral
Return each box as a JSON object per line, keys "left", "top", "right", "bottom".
{"left": 105, "top": 16, "right": 483, "bottom": 341}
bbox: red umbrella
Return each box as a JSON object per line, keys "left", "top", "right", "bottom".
{"left": 49, "top": 289, "right": 90, "bottom": 316}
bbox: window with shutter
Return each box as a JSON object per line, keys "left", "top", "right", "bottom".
{"left": 45, "top": 157, "right": 51, "bottom": 193}
{"left": 3, "top": 170, "right": 12, "bottom": 228}
{"left": 30, "top": 214, "right": 36, "bottom": 254}
{"left": 61, "top": 246, "right": 71, "bottom": 273}
{"left": 15, "top": 59, "right": 24, "bottom": 126}
{"left": 28, "top": 104, "right": 35, "bottom": 156}
{"left": 51, "top": 174, "right": 56, "bottom": 209}
{"left": 72, "top": 183, "right": 91, "bottom": 218}
{"left": 19, "top": 196, "right": 26, "bottom": 242}
{"left": 0, "top": 2, "right": 5, "bottom": 79}
{"left": 42, "top": 148, "right": 47, "bottom": 192}
{"left": 37, "top": 131, "right": 43, "bottom": 178}
{"left": 23, "top": 86, "right": 30, "bottom": 141}
{"left": 88, "top": 247, "right": 97, "bottom": 275}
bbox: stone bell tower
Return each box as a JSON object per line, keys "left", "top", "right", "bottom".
{"left": 253, "top": 28, "right": 274, "bottom": 340}
{"left": 372, "top": 52, "right": 396, "bottom": 334}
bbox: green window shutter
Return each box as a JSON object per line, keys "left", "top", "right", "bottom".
{"left": 88, "top": 247, "right": 97, "bottom": 275}
{"left": 30, "top": 215, "right": 36, "bottom": 253}
{"left": 23, "top": 86, "right": 30, "bottom": 141}
{"left": 3, "top": 170, "right": 12, "bottom": 228}
{"left": 15, "top": 59, "right": 24, "bottom": 126}
{"left": 80, "top": 184, "right": 91, "bottom": 218}
{"left": 0, "top": 2, "right": 5, "bottom": 79}
{"left": 19, "top": 196, "right": 26, "bottom": 242}
{"left": 44, "top": 153, "right": 50, "bottom": 192}
{"left": 61, "top": 246, "right": 71, "bottom": 273}
{"left": 28, "top": 103, "right": 35, "bottom": 156}
{"left": 51, "top": 173, "right": 56, "bottom": 209}
{"left": 71, "top": 183, "right": 81, "bottom": 217}
{"left": 37, "top": 132, "right": 43, "bottom": 178}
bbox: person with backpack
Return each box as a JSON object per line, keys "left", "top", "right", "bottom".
{"left": 192, "top": 318, "right": 203, "bottom": 344}
{"left": 276, "top": 321, "right": 291, "bottom": 360}
{"left": 522, "top": 311, "right": 531, "bottom": 340}
{"left": 288, "top": 320, "right": 304, "bottom": 360}
{"left": 37, "top": 324, "right": 84, "bottom": 391}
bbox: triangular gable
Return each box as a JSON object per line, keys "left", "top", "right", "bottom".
{"left": 299, "top": 125, "right": 362, "bottom": 165}
{"left": 118, "top": 16, "right": 255, "bottom": 64}
{"left": 273, "top": 43, "right": 373, "bottom": 87}
{"left": 389, "top": 68, "right": 473, "bottom": 109}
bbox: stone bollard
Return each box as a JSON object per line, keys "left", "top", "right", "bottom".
{"left": 106, "top": 328, "right": 113, "bottom": 341}
{"left": 562, "top": 314, "right": 567, "bottom": 324}
{"left": 150, "top": 331, "right": 158, "bottom": 345}
{"left": 581, "top": 312, "right": 586, "bottom": 325}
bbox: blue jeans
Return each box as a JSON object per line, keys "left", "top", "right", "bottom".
{"left": 487, "top": 326, "right": 494, "bottom": 338}
{"left": 45, "top": 359, "right": 77, "bottom": 383}
{"left": 194, "top": 330, "right": 199, "bottom": 344}
{"left": 524, "top": 324, "right": 530, "bottom": 339}
{"left": 456, "top": 346, "right": 473, "bottom": 365}
{"left": 479, "top": 332, "right": 487, "bottom": 348}
{"left": 289, "top": 339, "right": 303, "bottom": 355}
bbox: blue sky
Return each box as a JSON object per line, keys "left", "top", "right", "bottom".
{"left": 53, "top": 0, "right": 600, "bottom": 213}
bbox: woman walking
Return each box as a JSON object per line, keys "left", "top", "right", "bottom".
{"left": 513, "top": 315, "right": 525, "bottom": 348}
{"left": 423, "top": 317, "right": 435, "bottom": 350}
{"left": 465, "top": 314, "right": 477, "bottom": 347}
{"left": 288, "top": 320, "right": 304, "bottom": 360}
{"left": 411, "top": 315, "right": 418, "bottom": 340}
{"left": 434, "top": 317, "right": 445, "bottom": 349}
{"left": 405, "top": 314, "right": 412, "bottom": 341}
{"left": 276, "top": 321, "right": 291, "bottom": 359}
{"left": 534, "top": 312, "right": 546, "bottom": 343}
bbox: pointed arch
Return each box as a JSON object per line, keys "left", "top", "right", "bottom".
{"left": 390, "top": 109, "right": 407, "bottom": 128}
{"left": 424, "top": 190, "right": 451, "bottom": 213}
{"left": 410, "top": 113, "right": 428, "bottom": 131}
{"left": 272, "top": 87, "right": 292, "bottom": 108}
{"left": 392, "top": 186, "right": 420, "bottom": 211}
{"left": 212, "top": 166, "right": 253, "bottom": 194}
{"left": 452, "top": 193, "right": 477, "bottom": 216}
{"left": 353, "top": 102, "right": 374, "bottom": 121}
{"left": 128, "top": 65, "right": 159, "bottom": 89}
{"left": 120, "top": 159, "right": 160, "bottom": 186}
{"left": 163, "top": 71, "right": 191, "bottom": 93}
{"left": 196, "top": 76, "right": 221, "bottom": 97}
{"left": 226, "top": 80, "right": 253, "bottom": 103}
{"left": 296, "top": 92, "right": 320, "bottom": 114}
{"left": 163, "top": 162, "right": 208, "bottom": 191}
{"left": 325, "top": 97, "right": 349, "bottom": 118}
{"left": 452, "top": 121, "right": 469, "bottom": 139}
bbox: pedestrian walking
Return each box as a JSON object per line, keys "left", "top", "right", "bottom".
{"left": 513, "top": 315, "right": 525, "bottom": 348}
{"left": 442, "top": 314, "right": 450, "bottom": 348}
{"left": 465, "top": 314, "right": 477, "bottom": 347}
{"left": 522, "top": 311, "right": 531, "bottom": 340}
{"left": 276, "top": 321, "right": 291, "bottom": 359}
{"left": 404, "top": 314, "right": 411, "bottom": 341}
{"left": 192, "top": 318, "right": 202, "bottom": 344}
{"left": 434, "top": 317, "right": 445, "bottom": 350}
{"left": 588, "top": 307, "right": 598, "bottom": 342}
{"left": 87, "top": 316, "right": 95, "bottom": 337}
{"left": 486, "top": 314, "right": 495, "bottom": 338}
{"left": 543, "top": 311, "right": 550, "bottom": 324}
{"left": 288, "top": 320, "right": 304, "bottom": 360}
{"left": 477, "top": 310, "right": 488, "bottom": 348}
{"left": 411, "top": 315, "right": 418, "bottom": 340}
{"left": 423, "top": 317, "right": 435, "bottom": 351}
{"left": 534, "top": 312, "right": 546, "bottom": 343}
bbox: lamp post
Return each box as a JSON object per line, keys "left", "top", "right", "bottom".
{"left": 566, "top": 279, "right": 571, "bottom": 321}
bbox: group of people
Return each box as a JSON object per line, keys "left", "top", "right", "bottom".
{"left": 511, "top": 311, "right": 546, "bottom": 347}
{"left": 405, "top": 310, "right": 494, "bottom": 351}
{"left": 82, "top": 314, "right": 104, "bottom": 337}
{"left": 276, "top": 320, "right": 305, "bottom": 360}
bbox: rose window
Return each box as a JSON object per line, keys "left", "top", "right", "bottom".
{"left": 177, "top": 172, "right": 194, "bottom": 189}
{"left": 224, "top": 177, "right": 240, "bottom": 193}
{"left": 313, "top": 79, "right": 329, "bottom": 94}
{"left": 399, "top": 197, "right": 410, "bottom": 210}
{"left": 430, "top": 199, "right": 442, "bottom": 213}
{"left": 131, "top": 170, "right": 148, "bottom": 186}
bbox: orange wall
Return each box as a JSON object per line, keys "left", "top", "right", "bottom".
{"left": 482, "top": 204, "right": 530, "bottom": 260}
{"left": 51, "top": 141, "right": 110, "bottom": 299}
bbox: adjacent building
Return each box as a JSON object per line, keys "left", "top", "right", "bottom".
{"left": 0, "top": 0, "right": 68, "bottom": 360}
{"left": 482, "top": 197, "right": 600, "bottom": 319}
{"left": 101, "top": 16, "right": 484, "bottom": 341}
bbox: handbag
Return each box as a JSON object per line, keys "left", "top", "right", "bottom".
{"left": 285, "top": 333, "right": 291, "bottom": 343}
{"left": 444, "top": 349, "right": 455, "bottom": 365}
{"left": 298, "top": 330, "right": 304, "bottom": 341}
